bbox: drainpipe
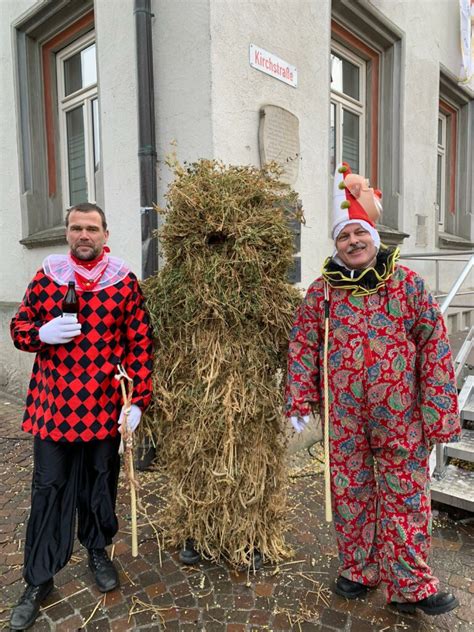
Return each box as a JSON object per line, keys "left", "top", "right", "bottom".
{"left": 134, "top": 0, "right": 158, "bottom": 470}
{"left": 134, "top": 0, "right": 158, "bottom": 279}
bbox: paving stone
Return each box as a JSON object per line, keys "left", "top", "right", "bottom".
{"left": 45, "top": 599, "right": 75, "bottom": 621}
{"left": 174, "top": 593, "right": 197, "bottom": 607}
{"left": 177, "top": 606, "right": 200, "bottom": 623}
{"left": 271, "top": 611, "right": 294, "bottom": 630}
{"left": 248, "top": 608, "right": 272, "bottom": 625}
{"left": 320, "top": 607, "right": 348, "bottom": 628}
{"left": 254, "top": 581, "right": 274, "bottom": 597}
{"left": 110, "top": 618, "right": 135, "bottom": 632}
{"left": 448, "top": 574, "right": 472, "bottom": 589}
{"left": 145, "top": 580, "right": 167, "bottom": 598}
{"left": 456, "top": 605, "right": 474, "bottom": 623}
{"left": 85, "top": 617, "right": 111, "bottom": 631}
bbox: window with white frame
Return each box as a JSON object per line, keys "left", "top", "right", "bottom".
{"left": 57, "top": 32, "right": 100, "bottom": 207}
{"left": 436, "top": 81, "right": 473, "bottom": 246}
{"left": 330, "top": 44, "right": 365, "bottom": 175}
{"left": 436, "top": 113, "right": 447, "bottom": 227}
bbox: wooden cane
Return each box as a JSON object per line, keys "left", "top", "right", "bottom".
{"left": 323, "top": 284, "right": 333, "bottom": 522}
{"left": 115, "top": 365, "right": 139, "bottom": 557}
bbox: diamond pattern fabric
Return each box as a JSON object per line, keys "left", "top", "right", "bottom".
{"left": 11, "top": 270, "right": 153, "bottom": 442}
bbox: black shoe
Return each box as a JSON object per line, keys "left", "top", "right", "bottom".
{"left": 251, "top": 550, "right": 262, "bottom": 570}
{"left": 179, "top": 539, "right": 201, "bottom": 565}
{"left": 9, "top": 579, "right": 54, "bottom": 630}
{"left": 236, "top": 549, "right": 263, "bottom": 571}
{"left": 334, "top": 576, "right": 369, "bottom": 599}
{"left": 391, "top": 591, "right": 459, "bottom": 616}
{"left": 88, "top": 548, "right": 119, "bottom": 592}
{"left": 135, "top": 439, "right": 156, "bottom": 471}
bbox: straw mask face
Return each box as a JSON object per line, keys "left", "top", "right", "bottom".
{"left": 161, "top": 161, "right": 296, "bottom": 281}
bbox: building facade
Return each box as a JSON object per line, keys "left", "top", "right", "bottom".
{"left": 1, "top": 0, "right": 473, "bottom": 394}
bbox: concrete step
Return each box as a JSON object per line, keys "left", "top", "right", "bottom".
{"left": 431, "top": 464, "right": 474, "bottom": 512}
{"left": 445, "top": 428, "right": 474, "bottom": 462}
{"left": 461, "top": 388, "right": 474, "bottom": 422}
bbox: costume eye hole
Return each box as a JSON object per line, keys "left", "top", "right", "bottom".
{"left": 206, "top": 231, "right": 228, "bottom": 246}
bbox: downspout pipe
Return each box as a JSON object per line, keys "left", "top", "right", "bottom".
{"left": 134, "top": 0, "right": 158, "bottom": 279}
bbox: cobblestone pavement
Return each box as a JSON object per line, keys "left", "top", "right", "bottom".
{"left": 1, "top": 393, "right": 473, "bottom": 631}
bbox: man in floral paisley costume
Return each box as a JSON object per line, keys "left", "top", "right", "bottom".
{"left": 286, "top": 163, "right": 461, "bottom": 615}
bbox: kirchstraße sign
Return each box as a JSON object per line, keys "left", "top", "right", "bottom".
{"left": 249, "top": 44, "right": 297, "bottom": 88}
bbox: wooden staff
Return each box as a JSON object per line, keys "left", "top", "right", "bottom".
{"left": 323, "top": 283, "right": 333, "bottom": 522}
{"left": 115, "top": 364, "right": 139, "bottom": 556}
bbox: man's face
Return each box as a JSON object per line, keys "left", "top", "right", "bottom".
{"left": 335, "top": 222, "right": 377, "bottom": 270}
{"left": 66, "top": 210, "right": 109, "bottom": 261}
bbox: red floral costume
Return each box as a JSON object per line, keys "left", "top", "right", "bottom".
{"left": 286, "top": 248, "right": 461, "bottom": 603}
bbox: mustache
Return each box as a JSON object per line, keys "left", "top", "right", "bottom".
{"left": 347, "top": 243, "right": 366, "bottom": 254}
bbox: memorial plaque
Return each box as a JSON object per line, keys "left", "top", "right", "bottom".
{"left": 259, "top": 105, "right": 300, "bottom": 185}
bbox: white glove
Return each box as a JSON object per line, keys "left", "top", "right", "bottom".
{"left": 118, "top": 404, "right": 142, "bottom": 433}
{"left": 290, "top": 415, "right": 310, "bottom": 433}
{"left": 39, "top": 314, "right": 81, "bottom": 345}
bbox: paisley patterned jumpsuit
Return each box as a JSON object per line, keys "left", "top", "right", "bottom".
{"left": 286, "top": 263, "right": 460, "bottom": 602}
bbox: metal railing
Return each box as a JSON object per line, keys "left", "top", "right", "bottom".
{"left": 399, "top": 250, "right": 474, "bottom": 298}
{"left": 400, "top": 252, "right": 474, "bottom": 479}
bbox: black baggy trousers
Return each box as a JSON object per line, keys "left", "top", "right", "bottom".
{"left": 23, "top": 435, "right": 121, "bottom": 586}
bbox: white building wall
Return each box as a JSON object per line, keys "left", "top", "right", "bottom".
{"left": 94, "top": 0, "right": 142, "bottom": 275}
{"left": 208, "top": 0, "right": 332, "bottom": 286}
{"left": 154, "top": 0, "right": 214, "bottom": 202}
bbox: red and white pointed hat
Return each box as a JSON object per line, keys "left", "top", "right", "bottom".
{"left": 332, "top": 162, "right": 382, "bottom": 239}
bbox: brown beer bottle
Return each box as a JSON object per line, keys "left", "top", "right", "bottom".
{"left": 62, "top": 281, "right": 79, "bottom": 314}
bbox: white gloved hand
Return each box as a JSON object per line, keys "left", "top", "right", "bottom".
{"left": 118, "top": 404, "right": 142, "bottom": 433}
{"left": 290, "top": 415, "right": 310, "bottom": 433}
{"left": 39, "top": 314, "right": 81, "bottom": 345}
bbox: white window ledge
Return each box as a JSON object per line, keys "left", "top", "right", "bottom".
{"left": 20, "top": 225, "right": 66, "bottom": 249}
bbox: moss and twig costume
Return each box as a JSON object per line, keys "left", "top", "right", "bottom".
{"left": 142, "top": 159, "right": 301, "bottom": 567}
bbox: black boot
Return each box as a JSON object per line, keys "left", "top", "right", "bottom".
{"left": 9, "top": 579, "right": 54, "bottom": 630}
{"left": 251, "top": 549, "right": 262, "bottom": 570}
{"left": 236, "top": 548, "right": 263, "bottom": 571}
{"left": 179, "top": 539, "right": 201, "bottom": 565}
{"left": 334, "top": 576, "right": 369, "bottom": 599}
{"left": 391, "top": 591, "right": 459, "bottom": 615}
{"left": 88, "top": 548, "right": 119, "bottom": 592}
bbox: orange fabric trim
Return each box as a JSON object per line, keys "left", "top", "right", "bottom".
{"left": 42, "top": 11, "right": 94, "bottom": 197}
{"left": 439, "top": 99, "right": 458, "bottom": 215}
{"left": 331, "top": 20, "right": 379, "bottom": 187}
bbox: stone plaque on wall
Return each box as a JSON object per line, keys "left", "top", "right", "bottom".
{"left": 258, "top": 105, "right": 300, "bottom": 185}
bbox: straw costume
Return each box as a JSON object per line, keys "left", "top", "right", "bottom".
{"left": 286, "top": 164, "right": 461, "bottom": 611}
{"left": 142, "top": 159, "right": 301, "bottom": 568}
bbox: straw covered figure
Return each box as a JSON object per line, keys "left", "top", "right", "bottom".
{"left": 142, "top": 158, "right": 302, "bottom": 569}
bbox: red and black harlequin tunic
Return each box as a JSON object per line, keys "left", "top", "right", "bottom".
{"left": 11, "top": 264, "right": 153, "bottom": 442}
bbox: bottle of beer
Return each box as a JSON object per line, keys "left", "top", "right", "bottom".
{"left": 62, "top": 281, "right": 79, "bottom": 315}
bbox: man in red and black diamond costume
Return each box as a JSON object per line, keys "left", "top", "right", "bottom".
{"left": 9, "top": 203, "right": 153, "bottom": 631}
